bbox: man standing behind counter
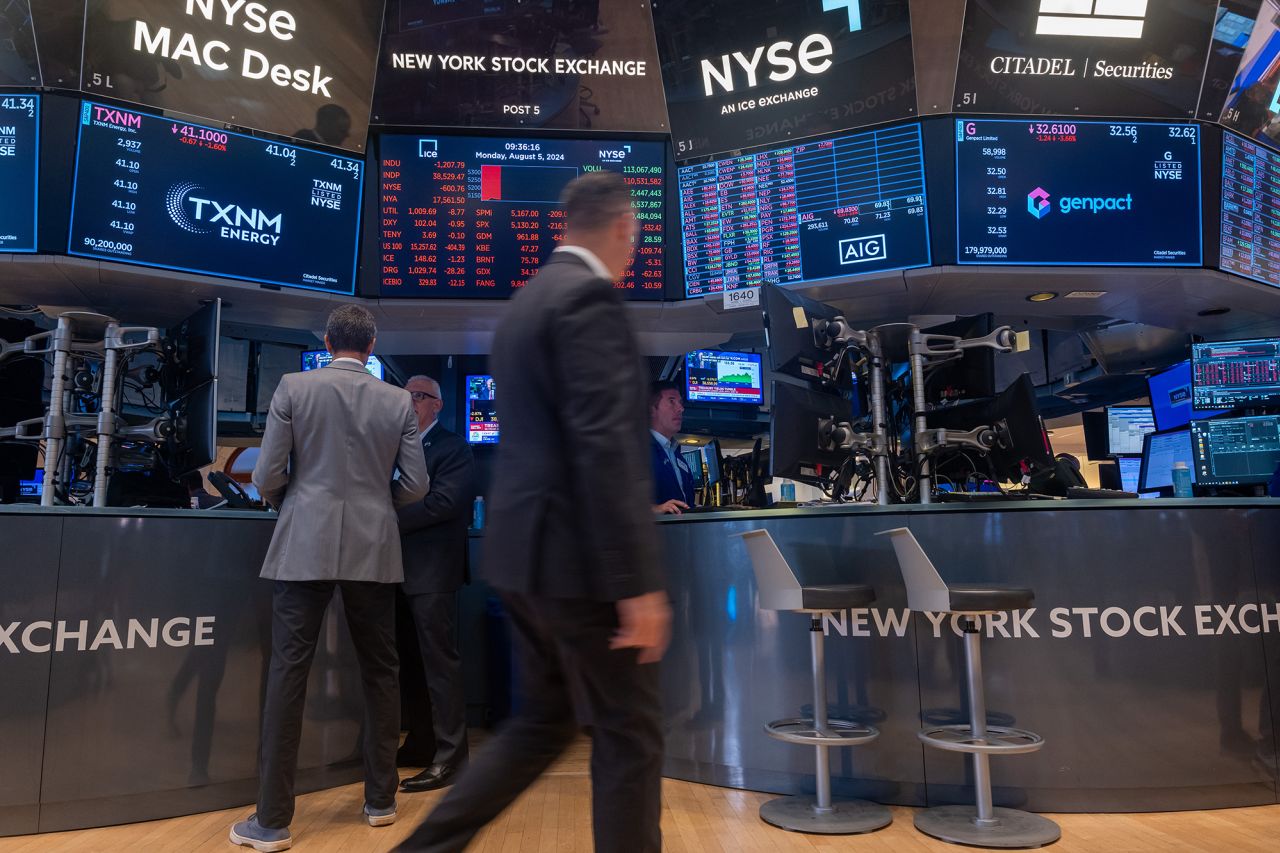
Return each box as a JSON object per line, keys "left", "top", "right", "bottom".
{"left": 650, "top": 381, "right": 695, "bottom": 515}
{"left": 397, "top": 374, "right": 477, "bottom": 794}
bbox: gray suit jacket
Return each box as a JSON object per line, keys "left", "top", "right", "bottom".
{"left": 253, "top": 360, "right": 430, "bottom": 583}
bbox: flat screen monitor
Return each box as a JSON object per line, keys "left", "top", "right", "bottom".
{"left": 927, "top": 374, "right": 1054, "bottom": 484}
{"left": 685, "top": 351, "right": 763, "bottom": 405}
{"left": 923, "top": 314, "right": 997, "bottom": 404}
{"left": 0, "top": 94, "right": 38, "bottom": 252}
{"left": 1082, "top": 410, "right": 1109, "bottom": 461}
{"left": 955, "top": 119, "right": 1202, "bottom": 266}
{"left": 378, "top": 134, "right": 665, "bottom": 299}
{"left": 679, "top": 123, "right": 930, "bottom": 297}
{"left": 1139, "top": 429, "right": 1196, "bottom": 493}
{"left": 1191, "top": 337, "right": 1280, "bottom": 409}
{"left": 769, "top": 381, "right": 849, "bottom": 487}
{"left": 1106, "top": 406, "right": 1155, "bottom": 456}
{"left": 18, "top": 469, "right": 43, "bottom": 500}
{"left": 1148, "top": 360, "right": 1228, "bottom": 431}
{"left": 68, "top": 102, "right": 364, "bottom": 293}
{"left": 1222, "top": 131, "right": 1280, "bottom": 288}
{"left": 163, "top": 300, "right": 221, "bottom": 400}
{"left": 760, "top": 282, "right": 853, "bottom": 389}
{"left": 1117, "top": 455, "right": 1142, "bottom": 494}
{"left": 1219, "top": 1, "right": 1280, "bottom": 150}
{"left": 1191, "top": 415, "right": 1280, "bottom": 487}
{"left": 466, "top": 374, "right": 499, "bottom": 445}
{"left": 300, "top": 350, "right": 385, "bottom": 381}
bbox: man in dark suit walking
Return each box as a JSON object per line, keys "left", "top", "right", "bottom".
{"left": 397, "top": 374, "right": 478, "bottom": 793}
{"left": 396, "top": 172, "right": 671, "bottom": 853}
{"left": 231, "top": 305, "right": 430, "bottom": 852}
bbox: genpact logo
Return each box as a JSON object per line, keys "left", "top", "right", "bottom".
{"left": 1027, "top": 187, "right": 1051, "bottom": 219}
{"left": 166, "top": 182, "right": 283, "bottom": 246}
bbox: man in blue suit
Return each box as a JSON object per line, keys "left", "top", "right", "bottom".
{"left": 650, "top": 381, "right": 696, "bottom": 514}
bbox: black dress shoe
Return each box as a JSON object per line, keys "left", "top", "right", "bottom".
{"left": 396, "top": 747, "right": 433, "bottom": 768}
{"left": 400, "top": 762, "right": 462, "bottom": 793}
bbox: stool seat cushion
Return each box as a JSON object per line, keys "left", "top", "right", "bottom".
{"left": 948, "top": 584, "right": 1034, "bottom": 612}
{"left": 800, "top": 583, "right": 876, "bottom": 611}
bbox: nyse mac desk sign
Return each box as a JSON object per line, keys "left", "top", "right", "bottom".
{"left": 80, "top": 0, "right": 384, "bottom": 152}
{"left": 68, "top": 102, "right": 364, "bottom": 293}
{"left": 372, "top": 0, "right": 668, "bottom": 132}
{"left": 0, "top": 95, "right": 39, "bottom": 252}
{"left": 954, "top": 0, "right": 1218, "bottom": 117}
{"left": 653, "top": 0, "right": 916, "bottom": 159}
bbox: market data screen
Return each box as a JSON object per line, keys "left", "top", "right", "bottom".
{"left": 379, "top": 135, "right": 666, "bottom": 299}
{"left": 301, "top": 351, "right": 385, "bottom": 381}
{"left": 1192, "top": 338, "right": 1280, "bottom": 409}
{"left": 68, "top": 102, "right": 364, "bottom": 293}
{"left": 1107, "top": 406, "right": 1155, "bottom": 456}
{"left": 1148, "top": 360, "right": 1226, "bottom": 430}
{"left": 956, "top": 119, "right": 1202, "bottom": 266}
{"left": 1221, "top": 131, "right": 1280, "bottom": 288}
{"left": 0, "top": 95, "right": 39, "bottom": 252}
{"left": 678, "top": 123, "right": 930, "bottom": 297}
{"left": 466, "top": 375, "right": 499, "bottom": 445}
{"left": 685, "top": 350, "right": 764, "bottom": 405}
{"left": 1141, "top": 429, "right": 1196, "bottom": 492}
{"left": 1191, "top": 416, "right": 1280, "bottom": 486}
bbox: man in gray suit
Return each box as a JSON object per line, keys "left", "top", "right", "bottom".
{"left": 231, "top": 305, "right": 430, "bottom": 853}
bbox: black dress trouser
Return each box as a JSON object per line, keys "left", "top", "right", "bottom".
{"left": 257, "top": 580, "right": 400, "bottom": 829}
{"left": 402, "top": 591, "right": 469, "bottom": 767}
{"left": 395, "top": 592, "right": 664, "bottom": 853}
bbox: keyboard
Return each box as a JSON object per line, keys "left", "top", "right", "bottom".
{"left": 1066, "top": 487, "right": 1137, "bottom": 500}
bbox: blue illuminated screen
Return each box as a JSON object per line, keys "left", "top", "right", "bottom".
{"left": 1118, "top": 456, "right": 1142, "bottom": 493}
{"left": 1148, "top": 360, "right": 1226, "bottom": 431}
{"left": 955, "top": 119, "right": 1202, "bottom": 266}
{"left": 1221, "top": 131, "right": 1280, "bottom": 289}
{"left": 1141, "top": 429, "right": 1196, "bottom": 492}
{"left": 466, "top": 375, "right": 499, "bottom": 445}
{"left": 68, "top": 102, "right": 363, "bottom": 293}
{"left": 0, "top": 95, "right": 38, "bottom": 252}
{"left": 300, "top": 350, "right": 385, "bottom": 381}
{"left": 1191, "top": 415, "right": 1280, "bottom": 487}
{"left": 1106, "top": 406, "right": 1155, "bottom": 456}
{"left": 685, "top": 350, "right": 763, "bottom": 405}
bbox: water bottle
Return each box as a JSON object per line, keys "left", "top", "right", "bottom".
{"left": 780, "top": 481, "right": 796, "bottom": 502}
{"left": 1172, "top": 462, "right": 1193, "bottom": 498}
{"left": 472, "top": 495, "right": 486, "bottom": 529}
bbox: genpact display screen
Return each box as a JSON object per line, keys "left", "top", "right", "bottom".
{"left": 955, "top": 119, "right": 1202, "bottom": 266}
{"left": 0, "top": 95, "right": 39, "bottom": 252}
{"left": 68, "top": 102, "right": 364, "bottom": 293}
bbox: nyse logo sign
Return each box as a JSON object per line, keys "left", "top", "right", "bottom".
{"left": 1036, "top": 0, "right": 1148, "bottom": 39}
{"left": 1028, "top": 187, "right": 1052, "bottom": 219}
{"left": 839, "top": 234, "right": 887, "bottom": 265}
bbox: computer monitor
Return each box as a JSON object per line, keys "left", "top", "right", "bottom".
{"left": 769, "top": 381, "right": 851, "bottom": 487}
{"left": 685, "top": 350, "right": 764, "bottom": 405}
{"left": 1139, "top": 428, "right": 1196, "bottom": 494}
{"left": 164, "top": 380, "right": 218, "bottom": 477}
{"left": 17, "top": 469, "right": 43, "bottom": 501}
{"left": 1117, "top": 456, "right": 1142, "bottom": 493}
{"left": 1191, "top": 415, "right": 1280, "bottom": 487}
{"left": 922, "top": 314, "right": 997, "bottom": 405}
{"left": 1082, "top": 410, "right": 1110, "bottom": 461}
{"left": 927, "top": 374, "right": 1054, "bottom": 485}
{"left": 681, "top": 449, "right": 706, "bottom": 488}
{"left": 702, "top": 439, "right": 725, "bottom": 488}
{"left": 465, "top": 375, "right": 499, "bottom": 445}
{"left": 1191, "top": 337, "right": 1280, "bottom": 410}
{"left": 300, "top": 350, "right": 385, "bottom": 381}
{"left": 1148, "top": 360, "right": 1227, "bottom": 431}
{"left": 162, "top": 300, "right": 221, "bottom": 400}
{"left": 761, "top": 283, "right": 849, "bottom": 387}
{"left": 1106, "top": 406, "right": 1155, "bottom": 456}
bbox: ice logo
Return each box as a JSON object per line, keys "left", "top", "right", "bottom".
{"left": 1027, "top": 187, "right": 1052, "bottom": 220}
{"left": 821, "top": 0, "right": 862, "bottom": 31}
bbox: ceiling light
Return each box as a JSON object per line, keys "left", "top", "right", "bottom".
{"left": 1027, "top": 292, "right": 1058, "bottom": 303}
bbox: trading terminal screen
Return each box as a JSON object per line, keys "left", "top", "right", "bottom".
{"left": 685, "top": 350, "right": 764, "bottom": 405}
{"left": 1141, "top": 429, "right": 1196, "bottom": 492}
{"left": 678, "top": 123, "right": 930, "bottom": 297}
{"left": 300, "top": 350, "right": 385, "bottom": 381}
{"left": 1148, "top": 360, "right": 1227, "bottom": 431}
{"left": 0, "top": 95, "right": 38, "bottom": 252}
{"left": 955, "top": 119, "right": 1202, "bottom": 266}
{"left": 1191, "top": 416, "right": 1280, "bottom": 487}
{"left": 1191, "top": 338, "right": 1280, "bottom": 409}
{"left": 1117, "top": 456, "right": 1142, "bottom": 493}
{"left": 68, "top": 102, "right": 364, "bottom": 293}
{"left": 1221, "top": 131, "right": 1280, "bottom": 289}
{"left": 1106, "top": 406, "right": 1155, "bottom": 456}
{"left": 378, "top": 135, "right": 666, "bottom": 299}
{"left": 466, "top": 375, "right": 499, "bottom": 445}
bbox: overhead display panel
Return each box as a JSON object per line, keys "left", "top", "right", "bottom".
{"left": 1222, "top": 131, "right": 1280, "bottom": 287}
{"left": 0, "top": 1, "right": 40, "bottom": 86}
{"left": 372, "top": 0, "right": 667, "bottom": 132}
{"left": 953, "top": 0, "right": 1219, "bottom": 118}
{"left": 1196, "top": 1, "right": 1262, "bottom": 121}
{"left": 653, "top": 0, "right": 916, "bottom": 160}
{"left": 1219, "top": 0, "right": 1280, "bottom": 149}
{"left": 68, "top": 102, "right": 364, "bottom": 293}
{"left": 79, "top": 0, "right": 384, "bottom": 152}
{"left": 0, "top": 94, "right": 39, "bottom": 252}
{"left": 679, "top": 122, "right": 930, "bottom": 297}
{"left": 378, "top": 134, "right": 665, "bottom": 299}
{"left": 955, "top": 119, "right": 1202, "bottom": 266}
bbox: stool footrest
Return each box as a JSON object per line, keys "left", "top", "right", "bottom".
{"left": 764, "top": 717, "right": 879, "bottom": 747}
{"left": 918, "top": 724, "right": 1044, "bottom": 755}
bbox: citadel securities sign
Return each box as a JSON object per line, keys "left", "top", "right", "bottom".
{"left": 653, "top": 0, "right": 916, "bottom": 159}
{"left": 953, "top": 0, "right": 1219, "bottom": 118}
{"left": 80, "top": 0, "right": 385, "bottom": 152}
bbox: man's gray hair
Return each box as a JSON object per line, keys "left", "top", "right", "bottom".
{"left": 326, "top": 304, "right": 377, "bottom": 353}
{"left": 406, "top": 375, "right": 440, "bottom": 394}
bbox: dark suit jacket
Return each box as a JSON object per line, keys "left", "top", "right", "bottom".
{"left": 650, "top": 435, "right": 695, "bottom": 506}
{"left": 481, "top": 252, "right": 663, "bottom": 602}
{"left": 398, "top": 423, "right": 478, "bottom": 595}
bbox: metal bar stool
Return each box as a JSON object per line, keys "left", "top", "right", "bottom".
{"left": 878, "top": 527, "right": 1060, "bottom": 849}
{"left": 740, "top": 529, "right": 892, "bottom": 835}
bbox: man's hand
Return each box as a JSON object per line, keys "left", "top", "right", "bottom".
{"left": 654, "top": 499, "right": 688, "bottom": 515}
{"left": 611, "top": 591, "right": 672, "bottom": 665}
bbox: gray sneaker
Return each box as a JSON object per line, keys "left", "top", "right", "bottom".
{"left": 364, "top": 802, "right": 397, "bottom": 827}
{"left": 229, "top": 815, "right": 291, "bottom": 852}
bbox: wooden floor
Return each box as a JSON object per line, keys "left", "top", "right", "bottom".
{"left": 3, "top": 740, "right": 1279, "bottom": 852}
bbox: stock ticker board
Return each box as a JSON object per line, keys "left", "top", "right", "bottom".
{"left": 379, "top": 135, "right": 666, "bottom": 299}
{"left": 0, "top": 94, "right": 38, "bottom": 252}
{"left": 68, "top": 101, "right": 364, "bottom": 293}
{"left": 955, "top": 118, "right": 1202, "bottom": 266}
{"left": 1221, "top": 131, "right": 1280, "bottom": 289}
{"left": 678, "top": 122, "right": 930, "bottom": 297}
